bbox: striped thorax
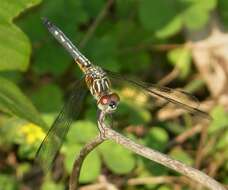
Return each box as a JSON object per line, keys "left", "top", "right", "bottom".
{"left": 84, "top": 65, "right": 120, "bottom": 113}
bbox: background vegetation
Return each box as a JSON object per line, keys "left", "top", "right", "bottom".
{"left": 0, "top": 0, "right": 227, "bottom": 189}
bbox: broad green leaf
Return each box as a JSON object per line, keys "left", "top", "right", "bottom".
{"left": 85, "top": 35, "right": 120, "bottom": 72}
{"left": 41, "top": 180, "right": 64, "bottom": 190}
{"left": 63, "top": 144, "right": 101, "bottom": 183}
{"left": 182, "top": 0, "right": 217, "bottom": 30}
{"left": 158, "top": 186, "right": 172, "bottom": 190}
{"left": 31, "top": 84, "right": 63, "bottom": 113}
{"left": 156, "top": 16, "right": 182, "bottom": 39}
{"left": 119, "top": 51, "right": 151, "bottom": 72}
{"left": 209, "top": 106, "right": 228, "bottom": 134}
{"left": 142, "top": 158, "right": 169, "bottom": 176}
{"left": 0, "top": 22, "right": 30, "bottom": 71}
{"left": 218, "top": 0, "right": 228, "bottom": 28}
{"left": 167, "top": 47, "right": 192, "bottom": 78}
{"left": 0, "top": 0, "right": 42, "bottom": 20}
{"left": 138, "top": 0, "right": 178, "bottom": 31}
{"left": 0, "top": 77, "right": 46, "bottom": 127}
{"left": 99, "top": 141, "right": 135, "bottom": 174}
{"left": 62, "top": 144, "right": 81, "bottom": 174}
{"left": 66, "top": 121, "right": 98, "bottom": 144}
{"left": 0, "top": 71, "right": 23, "bottom": 83}
{"left": 138, "top": 1, "right": 217, "bottom": 35}
{"left": 0, "top": 175, "right": 18, "bottom": 190}
{"left": 183, "top": 5, "right": 209, "bottom": 30}
{"left": 79, "top": 149, "right": 101, "bottom": 183}
{"left": 0, "top": 0, "right": 41, "bottom": 71}
{"left": 191, "top": 0, "right": 217, "bottom": 11}
{"left": 145, "top": 127, "right": 169, "bottom": 151}
{"left": 169, "top": 147, "right": 194, "bottom": 166}
{"left": 116, "top": 0, "right": 137, "bottom": 18}
{"left": 82, "top": 0, "right": 106, "bottom": 18}
{"left": 33, "top": 42, "right": 72, "bottom": 75}
{"left": 116, "top": 101, "right": 151, "bottom": 125}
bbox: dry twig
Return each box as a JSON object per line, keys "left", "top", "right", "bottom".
{"left": 69, "top": 110, "right": 225, "bottom": 190}
{"left": 69, "top": 135, "right": 105, "bottom": 190}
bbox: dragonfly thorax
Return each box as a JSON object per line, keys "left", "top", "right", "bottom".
{"left": 84, "top": 65, "right": 120, "bottom": 113}
{"left": 85, "top": 66, "right": 110, "bottom": 98}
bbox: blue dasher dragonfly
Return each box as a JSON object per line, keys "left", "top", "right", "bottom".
{"left": 36, "top": 18, "right": 211, "bottom": 172}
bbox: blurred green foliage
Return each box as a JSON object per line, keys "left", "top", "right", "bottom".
{"left": 0, "top": 0, "right": 227, "bottom": 189}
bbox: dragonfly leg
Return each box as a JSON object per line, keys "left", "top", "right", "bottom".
{"left": 97, "top": 110, "right": 108, "bottom": 139}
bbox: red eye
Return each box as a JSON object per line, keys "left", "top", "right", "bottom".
{"left": 110, "top": 93, "right": 120, "bottom": 102}
{"left": 99, "top": 95, "right": 111, "bottom": 105}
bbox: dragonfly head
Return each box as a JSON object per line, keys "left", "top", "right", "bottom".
{"left": 98, "top": 93, "right": 120, "bottom": 113}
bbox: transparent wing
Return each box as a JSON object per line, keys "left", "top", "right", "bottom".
{"left": 106, "top": 70, "right": 211, "bottom": 120}
{"left": 35, "top": 79, "right": 88, "bottom": 172}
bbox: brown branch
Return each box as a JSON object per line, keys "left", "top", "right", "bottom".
{"left": 127, "top": 176, "right": 191, "bottom": 187}
{"left": 157, "top": 67, "right": 180, "bottom": 86}
{"left": 195, "top": 125, "right": 209, "bottom": 169}
{"left": 97, "top": 111, "right": 226, "bottom": 190}
{"left": 69, "top": 135, "right": 105, "bottom": 190}
{"left": 69, "top": 110, "right": 225, "bottom": 190}
{"left": 167, "top": 124, "right": 203, "bottom": 147}
{"left": 79, "top": 175, "right": 118, "bottom": 190}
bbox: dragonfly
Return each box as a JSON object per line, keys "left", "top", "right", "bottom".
{"left": 36, "top": 18, "right": 211, "bottom": 172}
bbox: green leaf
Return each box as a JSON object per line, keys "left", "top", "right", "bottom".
{"left": 0, "top": 77, "right": 46, "bottom": 127}
{"left": 82, "top": 0, "right": 106, "bottom": 18}
{"left": 79, "top": 149, "right": 101, "bottom": 183}
{"left": 33, "top": 41, "right": 72, "bottom": 75}
{"left": 142, "top": 157, "right": 169, "bottom": 176}
{"left": 0, "top": 0, "right": 41, "bottom": 71}
{"left": 31, "top": 84, "right": 63, "bottom": 113}
{"left": 169, "top": 147, "right": 194, "bottom": 166}
{"left": 41, "top": 180, "right": 64, "bottom": 190}
{"left": 193, "top": 0, "right": 217, "bottom": 11}
{"left": 0, "top": 175, "right": 18, "bottom": 190}
{"left": 63, "top": 144, "right": 101, "bottom": 183}
{"left": 66, "top": 121, "right": 98, "bottom": 144}
{"left": 138, "top": 0, "right": 178, "bottom": 31}
{"left": 0, "top": 0, "right": 42, "bottom": 20}
{"left": 167, "top": 47, "right": 192, "bottom": 78}
{"left": 182, "top": 0, "right": 217, "bottom": 30}
{"left": 155, "top": 16, "right": 182, "bottom": 39}
{"left": 85, "top": 35, "right": 120, "bottom": 72}
{"left": 116, "top": 0, "right": 137, "bottom": 18}
{"left": 158, "top": 186, "right": 172, "bottom": 190}
{"left": 183, "top": 5, "right": 209, "bottom": 30}
{"left": 119, "top": 51, "right": 151, "bottom": 73}
{"left": 99, "top": 141, "right": 135, "bottom": 174}
{"left": 209, "top": 106, "right": 228, "bottom": 134}
{"left": 0, "top": 22, "right": 31, "bottom": 71}
{"left": 218, "top": 0, "right": 228, "bottom": 28}
{"left": 145, "top": 127, "right": 169, "bottom": 151}
{"left": 116, "top": 101, "right": 151, "bottom": 125}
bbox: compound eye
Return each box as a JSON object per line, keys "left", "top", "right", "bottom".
{"left": 99, "top": 95, "right": 111, "bottom": 105}
{"left": 110, "top": 93, "right": 120, "bottom": 102}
